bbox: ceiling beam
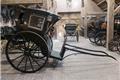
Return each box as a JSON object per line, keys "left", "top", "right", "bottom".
{"left": 87, "top": 12, "right": 107, "bottom": 15}
{"left": 114, "top": 5, "right": 120, "bottom": 14}
{"left": 1, "top": 0, "right": 43, "bottom": 5}
{"left": 97, "top": 0, "right": 106, "bottom": 6}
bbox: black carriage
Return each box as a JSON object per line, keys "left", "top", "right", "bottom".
{"left": 1, "top": 6, "right": 117, "bottom": 73}
{"left": 1, "top": 6, "right": 61, "bottom": 73}
{"left": 64, "top": 24, "right": 79, "bottom": 42}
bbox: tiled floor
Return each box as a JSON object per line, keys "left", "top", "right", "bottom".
{"left": 1, "top": 37, "right": 120, "bottom": 80}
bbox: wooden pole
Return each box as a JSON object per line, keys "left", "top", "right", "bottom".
{"left": 106, "top": 0, "right": 115, "bottom": 49}
{"left": 84, "top": 0, "right": 88, "bottom": 38}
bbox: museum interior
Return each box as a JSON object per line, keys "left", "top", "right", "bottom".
{"left": 1, "top": 0, "right": 120, "bottom": 80}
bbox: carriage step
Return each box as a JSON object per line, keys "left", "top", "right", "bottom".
{"left": 50, "top": 50, "right": 62, "bottom": 60}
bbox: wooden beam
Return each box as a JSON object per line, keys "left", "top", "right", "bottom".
{"left": 106, "top": 0, "right": 115, "bottom": 49}
{"left": 97, "top": 0, "right": 106, "bottom": 6}
{"left": 87, "top": 12, "right": 107, "bottom": 15}
{"left": 84, "top": 0, "right": 88, "bottom": 38}
{"left": 114, "top": 5, "right": 120, "bottom": 14}
{"left": 1, "top": 0, "right": 43, "bottom": 4}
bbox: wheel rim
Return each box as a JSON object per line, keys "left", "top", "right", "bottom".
{"left": 95, "top": 33, "right": 106, "bottom": 46}
{"left": 5, "top": 34, "right": 48, "bottom": 73}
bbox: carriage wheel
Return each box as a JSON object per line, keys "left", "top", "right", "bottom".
{"left": 95, "top": 32, "right": 106, "bottom": 46}
{"left": 95, "top": 36, "right": 106, "bottom": 46}
{"left": 5, "top": 32, "right": 48, "bottom": 73}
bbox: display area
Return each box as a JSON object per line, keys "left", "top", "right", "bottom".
{"left": 1, "top": 0, "right": 120, "bottom": 80}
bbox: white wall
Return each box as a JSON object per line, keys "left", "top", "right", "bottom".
{"left": 56, "top": 0, "right": 103, "bottom": 14}
{"left": 56, "top": 0, "right": 81, "bottom": 12}
{"left": 81, "top": 0, "right": 104, "bottom": 16}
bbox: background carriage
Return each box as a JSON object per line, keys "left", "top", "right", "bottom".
{"left": 64, "top": 24, "right": 79, "bottom": 42}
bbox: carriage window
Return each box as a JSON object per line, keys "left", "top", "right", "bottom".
{"left": 28, "top": 15, "right": 45, "bottom": 31}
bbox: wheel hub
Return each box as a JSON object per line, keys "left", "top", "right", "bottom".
{"left": 24, "top": 48, "right": 31, "bottom": 56}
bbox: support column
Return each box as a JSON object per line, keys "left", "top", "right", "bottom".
{"left": 84, "top": 0, "right": 88, "bottom": 38}
{"left": 106, "top": 0, "right": 115, "bottom": 49}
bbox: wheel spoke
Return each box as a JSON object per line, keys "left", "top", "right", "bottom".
{"left": 30, "top": 56, "right": 41, "bottom": 67}
{"left": 28, "top": 56, "right": 34, "bottom": 71}
{"left": 9, "top": 51, "right": 23, "bottom": 54}
{"left": 12, "top": 55, "right": 24, "bottom": 62}
{"left": 30, "top": 42, "right": 39, "bottom": 51}
{"left": 96, "top": 39, "right": 100, "bottom": 43}
{"left": 31, "top": 47, "right": 40, "bottom": 56}
{"left": 17, "top": 56, "right": 25, "bottom": 68}
{"left": 40, "top": 56, "right": 46, "bottom": 60}
{"left": 32, "top": 50, "right": 41, "bottom": 56}
{"left": 31, "top": 43, "right": 36, "bottom": 49}
{"left": 31, "top": 51, "right": 41, "bottom": 53}
{"left": 33, "top": 46, "right": 39, "bottom": 51}
{"left": 19, "top": 48, "right": 25, "bottom": 51}
{"left": 25, "top": 56, "right": 28, "bottom": 71}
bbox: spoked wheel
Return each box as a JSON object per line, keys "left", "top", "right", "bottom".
{"left": 95, "top": 32, "right": 106, "bottom": 46}
{"left": 5, "top": 32, "right": 48, "bottom": 73}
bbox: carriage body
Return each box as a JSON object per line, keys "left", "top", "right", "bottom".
{"left": 1, "top": 6, "right": 60, "bottom": 38}
{"left": 14, "top": 7, "right": 60, "bottom": 35}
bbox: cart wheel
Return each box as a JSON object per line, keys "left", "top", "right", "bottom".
{"left": 95, "top": 32, "right": 106, "bottom": 46}
{"left": 5, "top": 32, "right": 48, "bottom": 73}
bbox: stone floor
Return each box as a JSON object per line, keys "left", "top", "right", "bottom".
{"left": 1, "top": 37, "right": 120, "bottom": 80}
